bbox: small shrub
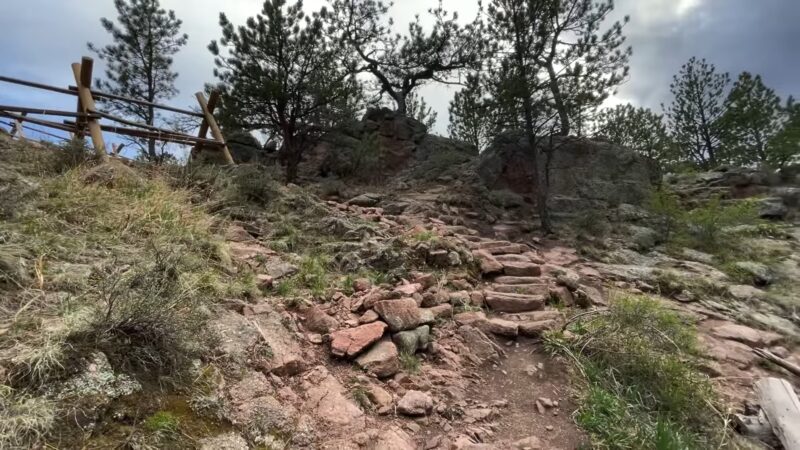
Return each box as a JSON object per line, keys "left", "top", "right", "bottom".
{"left": 349, "top": 382, "right": 372, "bottom": 411}
{"left": 53, "top": 138, "right": 95, "bottom": 173}
{"left": 411, "top": 230, "right": 438, "bottom": 242}
{"left": 70, "top": 252, "right": 212, "bottom": 376}
{"left": 572, "top": 209, "right": 611, "bottom": 239}
{"left": 645, "top": 189, "right": 685, "bottom": 242}
{"left": 143, "top": 411, "right": 180, "bottom": 433}
{"left": 275, "top": 279, "right": 295, "bottom": 297}
{"left": 399, "top": 351, "right": 421, "bottom": 374}
{"left": 0, "top": 387, "right": 56, "bottom": 449}
{"left": 685, "top": 197, "right": 758, "bottom": 251}
{"left": 296, "top": 254, "right": 330, "bottom": 297}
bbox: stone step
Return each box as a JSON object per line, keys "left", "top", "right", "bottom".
{"left": 485, "top": 244, "right": 525, "bottom": 255}
{"left": 497, "top": 310, "right": 563, "bottom": 322}
{"left": 501, "top": 261, "right": 541, "bottom": 277}
{"left": 494, "top": 254, "right": 531, "bottom": 263}
{"left": 469, "top": 240, "right": 513, "bottom": 250}
{"left": 484, "top": 291, "right": 545, "bottom": 313}
{"left": 491, "top": 283, "right": 549, "bottom": 295}
{"left": 493, "top": 276, "right": 542, "bottom": 285}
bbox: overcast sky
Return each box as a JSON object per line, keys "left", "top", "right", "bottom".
{"left": 1, "top": 0, "right": 798, "bottom": 147}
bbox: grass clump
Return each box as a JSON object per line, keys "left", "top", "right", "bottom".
{"left": 143, "top": 411, "right": 180, "bottom": 433}
{"left": 0, "top": 386, "right": 56, "bottom": 449}
{"left": 399, "top": 351, "right": 421, "bottom": 374}
{"left": 547, "top": 295, "right": 725, "bottom": 449}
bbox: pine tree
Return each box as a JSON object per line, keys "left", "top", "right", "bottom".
{"left": 448, "top": 73, "right": 493, "bottom": 151}
{"left": 407, "top": 92, "right": 438, "bottom": 130}
{"left": 210, "top": 0, "right": 359, "bottom": 182}
{"left": 594, "top": 104, "right": 674, "bottom": 169}
{"left": 486, "top": 0, "right": 560, "bottom": 232}
{"left": 328, "top": 0, "right": 483, "bottom": 115}
{"left": 664, "top": 57, "right": 730, "bottom": 169}
{"left": 721, "top": 72, "right": 783, "bottom": 166}
{"left": 768, "top": 98, "right": 800, "bottom": 168}
{"left": 88, "top": 0, "right": 188, "bottom": 162}
{"left": 537, "top": 0, "right": 631, "bottom": 136}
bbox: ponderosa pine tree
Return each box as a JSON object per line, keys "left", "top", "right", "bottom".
{"left": 448, "top": 73, "right": 494, "bottom": 151}
{"left": 721, "top": 72, "right": 784, "bottom": 166}
{"left": 594, "top": 104, "right": 674, "bottom": 169}
{"left": 486, "top": 0, "right": 560, "bottom": 232}
{"left": 209, "top": 0, "right": 359, "bottom": 182}
{"left": 407, "top": 92, "right": 438, "bottom": 130}
{"left": 664, "top": 57, "right": 730, "bottom": 169}
{"left": 328, "top": 0, "right": 483, "bottom": 115}
{"left": 88, "top": 0, "right": 188, "bottom": 162}
{"left": 537, "top": 0, "right": 631, "bottom": 136}
{"left": 768, "top": 98, "right": 800, "bottom": 168}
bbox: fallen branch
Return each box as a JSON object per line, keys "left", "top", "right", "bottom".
{"left": 755, "top": 377, "right": 800, "bottom": 450}
{"left": 753, "top": 348, "right": 800, "bottom": 378}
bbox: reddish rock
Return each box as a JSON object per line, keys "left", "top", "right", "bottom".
{"left": 374, "top": 298, "right": 424, "bottom": 332}
{"left": 494, "top": 276, "right": 542, "bottom": 285}
{"left": 473, "top": 249, "right": 503, "bottom": 275}
{"left": 304, "top": 306, "right": 339, "bottom": 333}
{"left": 353, "top": 278, "right": 372, "bottom": 292}
{"left": 549, "top": 286, "right": 575, "bottom": 307}
{"left": 359, "top": 309, "right": 380, "bottom": 324}
{"left": 469, "top": 291, "right": 486, "bottom": 307}
{"left": 411, "top": 272, "right": 437, "bottom": 289}
{"left": 486, "top": 244, "right": 525, "bottom": 255}
{"left": 302, "top": 366, "right": 364, "bottom": 426}
{"left": 485, "top": 318, "right": 519, "bottom": 337}
{"left": 330, "top": 321, "right": 387, "bottom": 358}
{"left": 492, "top": 283, "right": 548, "bottom": 295}
{"left": 355, "top": 339, "right": 401, "bottom": 378}
{"left": 426, "top": 304, "right": 454, "bottom": 319}
{"left": 484, "top": 291, "right": 545, "bottom": 313}
{"left": 454, "top": 311, "right": 488, "bottom": 326}
{"left": 502, "top": 261, "right": 542, "bottom": 277}
{"left": 518, "top": 319, "right": 559, "bottom": 337}
{"left": 709, "top": 321, "right": 782, "bottom": 347}
{"left": 255, "top": 274, "right": 274, "bottom": 289}
{"left": 393, "top": 283, "right": 423, "bottom": 297}
{"left": 473, "top": 240, "right": 513, "bottom": 250}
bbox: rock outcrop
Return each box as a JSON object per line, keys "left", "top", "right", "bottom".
{"left": 478, "top": 132, "right": 654, "bottom": 214}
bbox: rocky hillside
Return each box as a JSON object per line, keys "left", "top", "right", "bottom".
{"left": 1, "top": 132, "right": 799, "bottom": 449}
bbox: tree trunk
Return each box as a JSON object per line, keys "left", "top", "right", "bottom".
{"left": 395, "top": 92, "right": 407, "bottom": 116}
{"left": 546, "top": 62, "right": 570, "bottom": 137}
{"left": 282, "top": 136, "right": 302, "bottom": 184}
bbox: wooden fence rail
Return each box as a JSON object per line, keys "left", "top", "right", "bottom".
{"left": 0, "top": 56, "right": 235, "bottom": 164}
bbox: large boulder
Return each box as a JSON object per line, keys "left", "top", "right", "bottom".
{"left": 477, "top": 133, "right": 653, "bottom": 214}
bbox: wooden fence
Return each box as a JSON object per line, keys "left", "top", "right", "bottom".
{"left": 0, "top": 56, "right": 235, "bottom": 164}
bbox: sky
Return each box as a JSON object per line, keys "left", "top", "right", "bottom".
{"left": 0, "top": 0, "right": 798, "bottom": 150}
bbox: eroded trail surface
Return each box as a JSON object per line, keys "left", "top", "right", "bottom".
{"left": 205, "top": 185, "right": 799, "bottom": 449}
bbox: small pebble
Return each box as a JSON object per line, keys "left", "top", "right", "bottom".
{"left": 546, "top": 425, "right": 554, "bottom": 431}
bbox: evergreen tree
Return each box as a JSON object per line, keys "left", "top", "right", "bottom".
{"left": 328, "top": 0, "right": 483, "bottom": 115}
{"left": 88, "top": 0, "right": 188, "bottom": 162}
{"left": 448, "top": 73, "right": 493, "bottom": 151}
{"left": 664, "top": 57, "right": 730, "bottom": 169}
{"left": 407, "top": 92, "right": 438, "bottom": 130}
{"left": 537, "top": 0, "right": 631, "bottom": 136}
{"left": 486, "top": 0, "right": 561, "bottom": 232}
{"left": 721, "top": 72, "right": 783, "bottom": 165}
{"left": 768, "top": 98, "right": 800, "bottom": 168}
{"left": 209, "top": 0, "right": 360, "bottom": 183}
{"left": 594, "top": 104, "right": 674, "bottom": 169}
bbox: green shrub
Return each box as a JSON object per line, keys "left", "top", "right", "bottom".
{"left": 143, "top": 411, "right": 180, "bottom": 433}
{"left": 645, "top": 190, "right": 685, "bottom": 242}
{"left": 53, "top": 138, "right": 95, "bottom": 173}
{"left": 69, "top": 252, "right": 213, "bottom": 376}
{"left": 399, "top": 351, "right": 421, "bottom": 374}
{"left": 548, "top": 295, "right": 723, "bottom": 449}
{"left": 684, "top": 197, "right": 758, "bottom": 251}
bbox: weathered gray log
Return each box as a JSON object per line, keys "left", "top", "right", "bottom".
{"left": 755, "top": 377, "right": 800, "bottom": 450}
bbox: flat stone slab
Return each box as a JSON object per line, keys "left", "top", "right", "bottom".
{"left": 494, "top": 276, "right": 543, "bottom": 285}
{"left": 484, "top": 291, "right": 545, "bottom": 313}
{"left": 708, "top": 321, "right": 782, "bottom": 347}
{"left": 486, "top": 244, "right": 525, "bottom": 255}
{"left": 330, "top": 321, "right": 387, "bottom": 358}
{"left": 491, "top": 283, "right": 549, "bottom": 295}
{"left": 501, "top": 261, "right": 542, "bottom": 277}
{"left": 518, "top": 319, "right": 559, "bottom": 337}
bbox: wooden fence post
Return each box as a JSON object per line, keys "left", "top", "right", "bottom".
{"left": 71, "top": 57, "right": 107, "bottom": 160}
{"left": 10, "top": 112, "right": 26, "bottom": 139}
{"left": 194, "top": 91, "right": 235, "bottom": 165}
